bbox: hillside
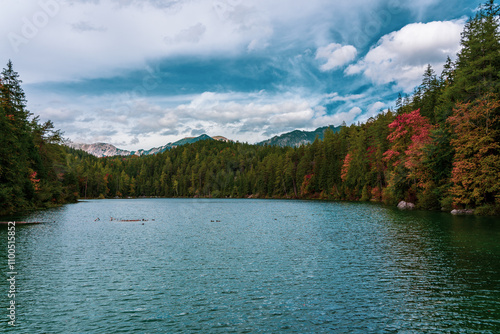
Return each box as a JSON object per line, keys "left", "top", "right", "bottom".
{"left": 258, "top": 125, "right": 342, "bottom": 147}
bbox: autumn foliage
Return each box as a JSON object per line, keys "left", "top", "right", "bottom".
{"left": 447, "top": 96, "right": 500, "bottom": 207}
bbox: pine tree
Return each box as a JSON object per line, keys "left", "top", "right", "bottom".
{"left": 444, "top": 0, "right": 500, "bottom": 106}
{"left": 0, "top": 61, "right": 35, "bottom": 213}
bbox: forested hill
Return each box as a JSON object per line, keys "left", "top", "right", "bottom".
{"left": 257, "top": 125, "right": 342, "bottom": 147}
{"left": 1, "top": 0, "right": 500, "bottom": 216}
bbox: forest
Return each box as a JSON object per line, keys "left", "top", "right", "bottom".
{"left": 0, "top": 60, "right": 79, "bottom": 216}
{"left": 1, "top": 0, "right": 499, "bottom": 216}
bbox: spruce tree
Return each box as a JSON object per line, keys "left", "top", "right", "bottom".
{"left": 444, "top": 0, "right": 500, "bottom": 106}
{"left": 0, "top": 60, "right": 35, "bottom": 213}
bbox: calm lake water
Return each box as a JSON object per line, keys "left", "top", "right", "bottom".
{"left": 1, "top": 199, "right": 499, "bottom": 333}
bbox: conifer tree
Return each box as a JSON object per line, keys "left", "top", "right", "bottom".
{"left": 440, "top": 0, "right": 500, "bottom": 116}
{"left": 0, "top": 60, "right": 35, "bottom": 213}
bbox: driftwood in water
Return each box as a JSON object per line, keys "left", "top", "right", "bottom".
{"left": 0, "top": 221, "right": 45, "bottom": 225}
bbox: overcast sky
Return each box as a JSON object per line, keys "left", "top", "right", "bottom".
{"left": 1, "top": 0, "right": 480, "bottom": 150}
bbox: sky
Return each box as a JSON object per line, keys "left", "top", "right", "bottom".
{"left": 0, "top": 0, "right": 481, "bottom": 150}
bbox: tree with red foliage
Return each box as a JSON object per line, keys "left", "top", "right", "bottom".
{"left": 341, "top": 152, "right": 353, "bottom": 182}
{"left": 383, "top": 109, "right": 434, "bottom": 203}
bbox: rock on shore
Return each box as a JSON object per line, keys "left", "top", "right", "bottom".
{"left": 451, "top": 209, "right": 474, "bottom": 215}
{"left": 397, "top": 201, "right": 415, "bottom": 210}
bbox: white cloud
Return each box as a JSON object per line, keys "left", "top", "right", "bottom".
{"left": 368, "top": 101, "right": 387, "bottom": 115}
{"left": 346, "top": 20, "right": 465, "bottom": 92}
{"left": 40, "top": 107, "right": 77, "bottom": 122}
{"left": 323, "top": 92, "right": 365, "bottom": 103}
{"left": 313, "top": 106, "right": 362, "bottom": 127}
{"left": 316, "top": 43, "right": 357, "bottom": 71}
{"left": 165, "top": 23, "right": 206, "bottom": 44}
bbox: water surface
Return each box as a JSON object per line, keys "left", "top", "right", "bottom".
{"left": 1, "top": 199, "right": 499, "bottom": 333}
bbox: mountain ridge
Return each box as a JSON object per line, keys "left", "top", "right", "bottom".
{"left": 257, "top": 125, "right": 342, "bottom": 147}
{"left": 68, "top": 125, "right": 342, "bottom": 157}
{"left": 68, "top": 134, "right": 226, "bottom": 158}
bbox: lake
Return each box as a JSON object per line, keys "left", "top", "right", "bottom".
{"left": 1, "top": 199, "right": 499, "bottom": 333}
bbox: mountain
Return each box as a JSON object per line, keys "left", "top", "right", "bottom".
{"left": 133, "top": 134, "right": 215, "bottom": 156}
{"left": 67, "top": 143, "right": 133, "bottom": 157}
{"left": 168, "top": 134, "right": 213, "bottom": 146}
{"left": 212, "top": 136, "right": 230, "bottom": 142}
{"left": 68, "top": 134, "right": 220, "bottom": 158}
{"left": 258, "top": 125, "right": 342, "bottom": 147}
{"left": 68, "top": 126, "right": 341, "bottom": 158}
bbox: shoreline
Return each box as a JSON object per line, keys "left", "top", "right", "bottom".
{"left": 75, "top": 196, "right": 499, "bottom": 217}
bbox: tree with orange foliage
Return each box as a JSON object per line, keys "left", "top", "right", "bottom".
{"left": 447, "top": 95, "right": 500, "bottom": 209}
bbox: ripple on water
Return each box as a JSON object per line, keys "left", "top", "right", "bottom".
{"left": 0, "top": 199, "right": 499, "bottom": 333}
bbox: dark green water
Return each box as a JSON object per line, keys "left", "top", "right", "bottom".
{"left": 1, "top": 199, "right": 499, "bottom": 333}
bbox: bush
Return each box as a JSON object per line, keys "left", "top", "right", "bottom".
{"left": 474, "top": 204, "right": 500, "bottom": 216}
{"left": 418, "top": 188, "right": 441, "bottom": 210}
{"left": 440, "top": 195, "right": 454, "bottom": 211}
{"left": 360, "top": 185, "right": 370, "bottom": 202}
{"left": 382, "top": 187, "right": 397, "bottom": 206}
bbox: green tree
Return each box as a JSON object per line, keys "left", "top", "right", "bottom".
{"left": 440, "top": 0, "right": 500, "bottom": 119}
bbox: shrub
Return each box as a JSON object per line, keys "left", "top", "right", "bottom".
{"left": 474, "top": 204, "right": 500, "bottom": 216}
{"left": 418, "top": 188, "right": 441, "bottom": 210}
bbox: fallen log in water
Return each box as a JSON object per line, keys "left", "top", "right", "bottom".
{"left": 119, "top": 219, "right": 148, "bottom": 222}
{"left": 0, "top": 221, "right": 46, "bottom": 225}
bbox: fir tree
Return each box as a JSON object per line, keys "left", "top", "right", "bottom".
{"left": 443, "top": 0, "right": 500, "bottom": 108}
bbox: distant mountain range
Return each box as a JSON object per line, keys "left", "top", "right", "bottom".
{"left": 68, "top": 134, "right": 227, "bottom": 158}
{"left": 68, "top": 125, "right": 342, "bottom": 157}
{"left": 257, "top": 125, "right": 342, "bottom": 147}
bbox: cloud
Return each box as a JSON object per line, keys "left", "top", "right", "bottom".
{"left": 164, "top": 23, "right": 206, "bottom": 44}
{"left": 1, "top": 0, "right": 274, "bottom": 83}
{"left": 71, "top": 21, "right": 107, "bottom": 32}
{"left": 1, "top": 0, "right": 478, "bottom": 150}
{"left": 356, "top": 101, "right": 387, "bottom": 123}
{"left": 367, "top": 101, "right": 387, "bottom": 115}
{"left": 190, "top": 128, "right": 207, "bottom": 136}
{"left": 35, "top": 90, "right": 329, "bottom": 147}
{"left": 39, "top": 107, "right": 79, "bottom": 122}
{"left": 323, "top": 92, "right": 365, "bottom": 103}
{"left": 0, "top": 0, "right": 457, "bottom": 85}
{"left": 313, "top": 105, "right": 362, "bottom": 127}
{"left": 316, "top": 43, "right": 357, "bottom": 71}
{"left": 0, "top": 0, "right": 407, "bottom": 83}
{"left": 345, "top": 19, "right": 465, "bottom": 92}
{"left": 405, "top": 0, "right": 441, "bottom": 19}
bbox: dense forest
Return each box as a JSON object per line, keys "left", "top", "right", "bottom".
{"left": 0, "top": 61, "right": 79, "bottom": 215}
{"left": 1, "top": 0, "right": 499, "bottom": 216}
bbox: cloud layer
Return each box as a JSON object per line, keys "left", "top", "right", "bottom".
{"left": 0, "top": 0, "right": 477, "bottom": 149}
{"left": 1, "top": 0, "right": 459, "bottom": 83}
